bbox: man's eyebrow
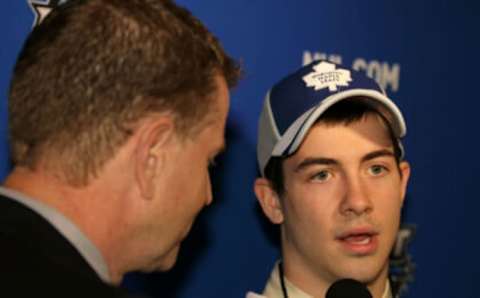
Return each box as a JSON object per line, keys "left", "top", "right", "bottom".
{"left": 361, "top": 149, "right": 396, "bottom": 162}
{"left": 294, "top": 149, "right": 396, "bottom": 172}
{"left": 295, "top": 157, "right": 338, "bottom": 172}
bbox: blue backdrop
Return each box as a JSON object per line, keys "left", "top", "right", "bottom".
{"left": 1, "top": 1, "right": 479, "bottom": 297}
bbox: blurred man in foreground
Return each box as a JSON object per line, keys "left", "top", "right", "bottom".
{"left": 0, "top": 0, "right": 240, "bottom": 296}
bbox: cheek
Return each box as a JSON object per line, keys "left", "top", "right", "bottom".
{"left": 282, "top": 196, "right": 334, "bottom": 255}
{"left": 371, "top": 179, "right": 404, "bottom": 209}
{"left": 371, "top": 185, "right": 403, "bottom": 240}
{"left": 286, "top": 180, "right": 339, "bottom": 215}
{"left": 187, "top": 164, "right": 210, "bottom": 206}
{"left": 283, "top": 186, "right": 336, "bottom": 236}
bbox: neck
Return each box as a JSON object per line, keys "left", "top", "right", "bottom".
{"left": 281, "top": 264, "right": 389, "bottom": 298}
{"left": 281, "top": 241, "right": 389, "bottom": 298}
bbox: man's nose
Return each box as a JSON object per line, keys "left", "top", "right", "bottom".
{"left": 205, "top": 172, "right": 213, "bottom": 206}
{"left": 339, "top": 174, "right": 372, "bottom": 216}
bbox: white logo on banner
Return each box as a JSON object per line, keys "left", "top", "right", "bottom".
{"left": 303, "top": 50, "right": 401, "bottom": 93}
{"left": 302, "top": 61, "right": 352, "bottom": 92}
{"left": 28, "top": 0, "right": 68, "bottom": 27}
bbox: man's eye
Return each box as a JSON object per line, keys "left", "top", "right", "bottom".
{"left": 311, "top": 170, "right": 331, "bottom": 182}
{"left": 368, "top": 165, "right": 387, "bottom": 176}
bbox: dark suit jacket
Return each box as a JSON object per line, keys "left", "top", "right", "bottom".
{"left": 0, "top": 194, "right": 132, "bottom": 297}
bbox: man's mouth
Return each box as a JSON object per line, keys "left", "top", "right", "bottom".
{"left": 342, "top": 234, "right": 373, "bottom": 245}
{"left": 336, "top": 228, "right": 379, "bottom": 255}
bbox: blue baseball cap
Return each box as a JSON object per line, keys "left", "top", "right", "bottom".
{"left": 257, "top": 60, "right": 406, "bottom": 176}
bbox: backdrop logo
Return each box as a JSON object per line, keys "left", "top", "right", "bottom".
{"left": 28, "top": 0, "right": 68, "bottom": 27}
{"left": 390, "top": 225, "right": 416, "bottom": 298}
{"left": 303, "top": 61, "right": 352, "bottom": 92}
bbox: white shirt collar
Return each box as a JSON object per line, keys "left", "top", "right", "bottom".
{"left": 262, "top": 261, "right": 392, "bottom": 298}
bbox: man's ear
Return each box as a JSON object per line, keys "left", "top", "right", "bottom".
{"left": 134, "top": 115, "right": 175, "bottom": 200}
{"left": 254, "top": 177, "right": 284, "bottom": 224}
{"left": 399, "top": 161, "right": 411, "bottom": 204}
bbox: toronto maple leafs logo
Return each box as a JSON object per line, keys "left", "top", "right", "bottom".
{"left": 302, "top": 61, "right": 352, "bottom": 92}
{"left": 28, "top": 0, "right": 68, "bottom": 27}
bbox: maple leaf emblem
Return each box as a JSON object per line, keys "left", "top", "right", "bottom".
{"left": 28, "top": 0, "right": 66, "bottom": 27}
{"left": 302, "top": 61, "right": 352, "bottom": 92}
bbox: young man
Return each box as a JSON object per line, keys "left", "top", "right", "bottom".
{"left": 251, "top": 61, "right": 410, "bottom": 298}
{"left": 1, "top": 0, "right": 240, "bottom": 296}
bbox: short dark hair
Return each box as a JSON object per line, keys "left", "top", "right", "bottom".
{"left": 9, "top": 0, "right": 241, "bottom": 185}
{"left": 264, "top": 98, "right": 403, "bottom": 196}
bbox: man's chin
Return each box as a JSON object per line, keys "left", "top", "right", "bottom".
{"left": 335, "top": 260, "right": 388, "bottom": 285}
{"left": 142, "top": 245, "right": 181, "bottom": 273}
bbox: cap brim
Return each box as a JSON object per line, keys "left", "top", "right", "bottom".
{"left": 272, "top": 88, "right": 406, "bottom": 157}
